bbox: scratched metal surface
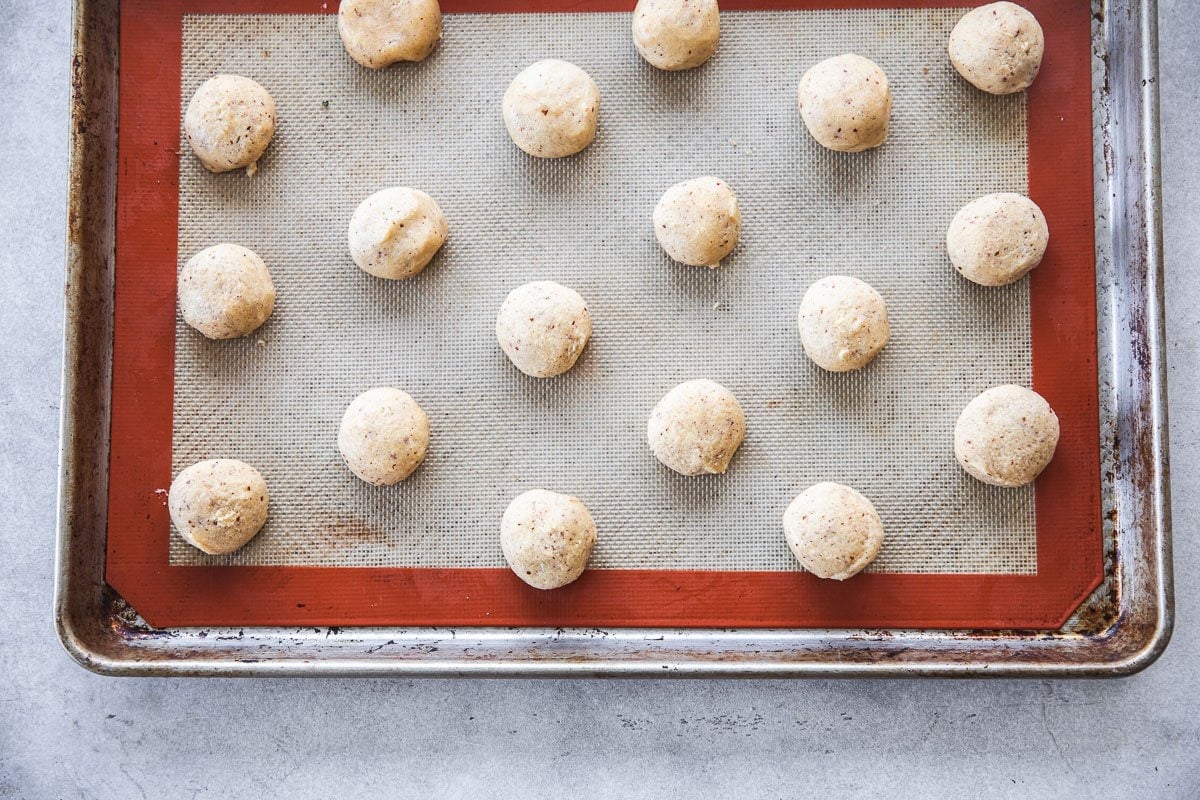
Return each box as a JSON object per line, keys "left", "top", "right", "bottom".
{"left": 51, "top": 0, "right": 1169, "bottom": 680}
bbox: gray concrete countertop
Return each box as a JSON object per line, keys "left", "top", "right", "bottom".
{"left": 1, "top": 2, "right": 1196, "bottom": 797}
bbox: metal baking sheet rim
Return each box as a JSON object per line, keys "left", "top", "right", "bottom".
{"left": 54, "top": 0, "right": 1173, "bottom": 677}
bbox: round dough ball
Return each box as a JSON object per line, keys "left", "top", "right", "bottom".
{"left": 949, "top": 2, "right": 1044, "bottom": 95}
{"left": 502, "top": 59, "right": 601, "bottom": 158}
{"left": 954, "top": 385, "right": 1060, "bottom": 488}
{"left": 797, "top": 276, "right": 890, "bottom": 372}
{"left": 338, "top": 387, "right": 431, "bottom": 486}
{"left": 632, "top": 0, "right": 720, "bottom": 71}
{"left": 169, "top": 459, "right": 269, "bottom": 555}
{"left": 947, "top": 193, "right": 1049, "bottom": 286}
{"left": 178, "top": 244, "right": 276, "bottom": 340}
{"left": 652, "top": 176, "right": 741, "bottom": 268}
{"left": 797, "top": 54, "right": 891, "bottom": 153}
{"left": 495, "top": 281, "right": 592, "bottom": 378}
{"left": 338, "top": 0, "right": 442, "bottom": 68}
{"left": 647, "top": 379, "right": 746, "bottom": 476}
{"left": 783, "top": 482, "right": 884, "bottom": 580}
{"left": 500, "top": 489, "right": 597, "bottom": 590}
{"left": 348, "top": 187, "right": 449, "bottom": 280}
{"left": 184, "top": 75, "right": 276, "bottom": 175}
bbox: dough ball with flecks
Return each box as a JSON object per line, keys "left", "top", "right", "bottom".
{"left": 338, "top": 0, "right": 443, "bottom": 68}
{"left": 348, "top": 187, "right": 449, "bottom": 280}
{"left": 797, "top": 275, "right": 890, "bottom": 372}
{"left": 954, "top": 384, "right": 1059, "bottom": 488}
{"left": 632, "top": 0, "right": 720, "bottom": 71}
{"left": 949, "top": 2, "right": 1044, "bottom": 95}
{"left": 502, "top": 59, "right": 601, "bottom": 158}
{"left": 178, "top": 243, "right": 275, "bottom": 340}
{"left": 653, "top": 176, "right": 741, "bottom": 268}
{"left": 338, "top": 387, "right": 431, "bottom": 485}
{"left": 496, "top": 281, "right": 592, "bottom": 378}
{"left": 500, "top": 489, "right": 598, "bottom": 589}
{"left": 947, "top": 192, "right": 1048, "bottom": 286}
{"left": 169, "top": 459, "right": 269, "bottom": 555}
{"left": 797, "top": 54, "right": 891, "bottom": 152}
{"left": 184, "top": 75, "right": 276, "bottom": 175}
{"left": 647, "top": 379, "right": 746, "bottom": 476}
{"left": 784, "top": 482, "right": 884, "bottom": 580}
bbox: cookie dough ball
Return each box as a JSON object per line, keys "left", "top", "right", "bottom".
{"left": 797, "top": 54, "right": 891, "bottom": 153}
{"left": 648, "top": 379, "right": 746, "bottom": 476}
{"left": 652, "top": 176, "right": 741, "bottom": 268}
{"left": 797, "top": 276, "right": 890, "bottom": 372}
{"left": 500, "top": 489, "right": 597, "bottom": 590}
{"left": 502, "top": 59, "right": 601, "bottom": 158}
{"left": 954, "top": 385, "right": 1060, "bottom": 488}
{"left": 338, "top": 387, "right": 431, "bottom": 486}
{"left": 949, "top": 2, "right": 1044, "bottom": 95}
{"left": 169, "top": 459, "right": 269, "bottom": 555}
{"left": 348, "top": 187, "right": 449, "bottom": 280}
{"left": 184, "top": 75, "right": 276, "bottom": 176}
{"left": 947, "top": 193, "right": 1049, "bottom": 286}
{"left": 632, "top": 0, "right": 720, "bottom": 71}
{"left": 338, "top": 0, "right": 442, "bottom": 68}
{"left": 496, "top": 281, "right": 592, "bottom": 378}
{"left": 178, "top": 244, "right": 276, "bottom": 339}
{"left": 784, "top": 482, "right": 884, "bottom": 580}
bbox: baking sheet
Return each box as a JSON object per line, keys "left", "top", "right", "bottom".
{"left": 171, "top": 7, "right": 1037, "bottom": 574}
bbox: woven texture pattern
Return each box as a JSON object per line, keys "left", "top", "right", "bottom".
{"left": 171, "top": 8, "right": 1035, "bottom": 573}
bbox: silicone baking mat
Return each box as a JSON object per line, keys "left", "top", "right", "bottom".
{"left": 106, "top": 0, "right": 1101, "bottom": 629}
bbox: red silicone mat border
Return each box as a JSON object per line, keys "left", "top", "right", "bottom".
{"left": 106, "top": 0, "right": 1101, "bottom": 629}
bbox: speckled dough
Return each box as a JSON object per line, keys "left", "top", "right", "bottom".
{"left": 954, "top": 385, "right": 1060, "bottom": 488}
{"left": 500, "top": 489, "right": 597, "bottom": 589}
{"left": 338, "top": 387, "right": 431, "bottom": 486}
{"left": 337, "top": 0, "right": 443, "bottom": 68}
{"left": 632, "top": 0, "right": 720, "bottom": 71}
{"left": 783, "top": 482, "right": 884, "bottom": 580}
{"left": 178, "top": 243, "right": 276, "bottom": 340}
{"left": 798, "top": 276, "right": 890, "bottom": 372}
{"left": 348, "top": 187, "right": 448, "bottom": 280}
{"left": 797, "top": 54, "right": 891, "bottom": 152}
{"left": 502, "top": 59, "right": 601, "bottom": 158}
{"left": 184, "top": 74, "right": 276, "bottom": 175}
{"left": 495, "top": 281, "right": 592, "bottom": 378}
{"left": 169, "top": 459, "right": 269, "bottom": 555}
{"left": 647, "top": 379, "right": 746, "bottom": 476}
{"left": 949, "top": 2, "right": 1044, "bottom": 95}
{"left": 652, "top": 176, "right": 741, "bottom": 268}
{"left": 947, "top": 193, "right": 1049, "bottom": 286}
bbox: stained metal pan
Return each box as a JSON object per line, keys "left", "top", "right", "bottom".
{"left": 55, "top": 0, "right": 1171, "bottom": 676}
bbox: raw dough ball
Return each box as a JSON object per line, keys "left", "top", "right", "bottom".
{"left": 647, "top": 379, "right": 746, "bottom": 476}
{"left": 797, "top": 54, "right": 891, "bottom": 152}
{"left": 783, "top": 482, "right": 884, "bottom": 580}
{"left": 178, "top": 244, "right": 276, "bottom": 340}
{"left": 797, "top": 276, "right": 890, "bottom": 372}
{"left": 949, "top": 2, "right": 1044, "bottom": 95}
{"left": 338, "top": 0, "right": 443, "bottom": 68}
{"left": 652, "top": 176, "right": 741, "bottom": 268}
{"left": 348, "top": 187, "right": 449, "bottom": 280}
{"left": 954, "top": 385, "right": 1060, "bottom": 488}
{"left": 632, "top": 0, "right": 720, "bottom": 71}
{"left": 496, "top": 281, "right": 592, "bottom": 378}
{"left": 502, "top": 59, "right": 601, "bottom": 158}
{"left": 947, "top": 193, "right": 1049, "bottom": 286}
{"left": 184, "top": 75, "right": 276, "bottom": 175}
{"left": 500, "top": 489, "right": 597, "bottom": 590}
{"left": 338, "top": 388, "right": 430, "bottom": 485}
{"left": 169, "top": 459, "right": 269, "bottom": 555}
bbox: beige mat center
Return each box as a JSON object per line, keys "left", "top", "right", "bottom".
{"left": 171, "top": 8, "right": 1035, "bottom": 574}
